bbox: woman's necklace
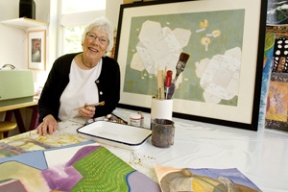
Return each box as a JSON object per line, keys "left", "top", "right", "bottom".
{"left": 81, "top": 54, "right": 95, "bottom": 69}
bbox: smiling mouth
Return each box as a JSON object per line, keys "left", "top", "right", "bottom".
{"left": 88, "top": 47, "right": 98, "bottom": 53}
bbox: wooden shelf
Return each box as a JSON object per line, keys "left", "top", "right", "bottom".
{"left": 1, "top": 17, "right": 48, "bottom": 30}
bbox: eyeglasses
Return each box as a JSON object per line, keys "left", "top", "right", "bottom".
{"left": 86, "top": 32, "right": 109, "bottom": 45}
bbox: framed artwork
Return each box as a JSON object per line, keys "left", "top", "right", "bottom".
{"left": 265, "top": 72, "right": 288, "bottom": 132}
{"left": 28, "top": 30, "right": 46, "bottom": 70}
{"left": 114, "top": 0, "right": 267, "bottom": 130}
{"left": 262, "top": 26, "right": 288, "bottom": 131}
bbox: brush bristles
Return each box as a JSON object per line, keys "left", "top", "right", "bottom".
{"left": 179, "top": 52, "right": 190, "bottom": 62}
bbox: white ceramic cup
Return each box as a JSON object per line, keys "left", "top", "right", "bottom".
{"left": 151, "top": 97, "right": 173, "bottom": 121}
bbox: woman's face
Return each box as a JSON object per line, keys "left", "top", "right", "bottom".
{"left": 82, "top": 27, "right": 109, "bottom": 61}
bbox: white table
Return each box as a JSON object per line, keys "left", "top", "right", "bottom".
{"left": 105, "top": 108, "right": 288, "bottom": 192}
{"left": 2, "top": 107, "right": 287, "bottom": 192}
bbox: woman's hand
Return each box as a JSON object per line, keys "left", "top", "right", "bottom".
{"left": 78, "top": 104, "right": 96, "bottom": 120}
{"left": 36, "top": 114, "right": 58, "bottom": 135}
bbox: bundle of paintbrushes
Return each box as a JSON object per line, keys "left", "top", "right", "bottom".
{"left": 155, "top": 52, "right": 190, "bottom": 100}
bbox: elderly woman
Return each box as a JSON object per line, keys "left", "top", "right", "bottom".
{"left": 37, "top": 17, "right": 120, "bottom": 135}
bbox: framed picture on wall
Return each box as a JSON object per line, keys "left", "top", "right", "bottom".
{"left": 28, "top": 30, "right": 46, "bottom": 71}
{"left": 265, "top": 71, "right": 288, "bottom": 132}
{"left": 114, "top": 0, "right": 267, "bottom": 131}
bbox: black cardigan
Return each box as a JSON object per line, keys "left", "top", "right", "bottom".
{"left": 38, "top": 53, "right": 120, "bottom": 122}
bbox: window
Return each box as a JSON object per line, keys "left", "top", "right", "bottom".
{"left": 62, "top": 0, "right": 105, "bottom": 14}
{"left": 63, "top": 26, "right": 85, "bottom": 54}
{"left": 60, "top": 0, "right": 106, "bottom": 54}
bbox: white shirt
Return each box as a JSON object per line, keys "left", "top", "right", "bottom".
{"left": 59, "top": 59, "right": 102, "bottom": 121}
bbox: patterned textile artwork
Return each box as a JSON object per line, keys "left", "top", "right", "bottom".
{"left": 0, "top": 146, "right": 160, "bottom": 192}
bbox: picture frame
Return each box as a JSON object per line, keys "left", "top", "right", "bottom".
{"left": 114, "top": 0, "right": 267, "bottom": 130}
{"left": 28, "top": 30, "right": 46, "bottom": 70}
{"left": 265, "top": 72, "right": 288, "bottom": 132}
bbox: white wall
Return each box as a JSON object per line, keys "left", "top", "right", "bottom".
{"left": 106, "top": 0, "right": 123, "bottom": 30}
{"left": 0, "top": 0, "right": 26, "bottom": 70}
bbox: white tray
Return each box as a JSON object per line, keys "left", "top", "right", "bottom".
{"left": 77, "top": 121, "right": 151, "bottom": 150}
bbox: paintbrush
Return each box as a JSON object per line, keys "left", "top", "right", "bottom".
{"left": 84, "top": 101, "right": 105, "bottom": 125}
{"left": 157, "top": 70, "right": 165, "bottom": 99}
{"left": 75, "top": 101, "right": 105, "bottom": 110}
{"left": 86, "top": 101, "right": 105, "bottom": 108}
{"left": 164, "top": 70, "right": 173, "bottom": 99}
{"left": 167, "top": 52, "right": 190, "bottom": 99}
{"left": 173, "top": 52, "right": 190, "bottom": 83}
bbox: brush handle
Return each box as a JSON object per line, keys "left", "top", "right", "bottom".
{"left": 175, "top": 61, "right": 186, "bottom": 76}
{"left": 174, "top": 60, "right": 187, "bottom": 84}
{"left": 84, "top": 101, "right": 105, "bottom": 109}
{"left": 166, "top": 82, "right": 175, "bottom": 99}
{"left": 169, "top": 52, "right": 190, "bottom": 98}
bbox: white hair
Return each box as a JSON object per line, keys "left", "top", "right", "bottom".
{"left": 81, "top": 17, "right": 114, "bottom": 51}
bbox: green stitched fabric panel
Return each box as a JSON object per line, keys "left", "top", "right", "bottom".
{"left": 71, "top": 146, "right": 135, "bottom": 192}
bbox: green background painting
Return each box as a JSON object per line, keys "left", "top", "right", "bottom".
{"left": 123, "top": 9, "right": 244, "bottom": 106}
